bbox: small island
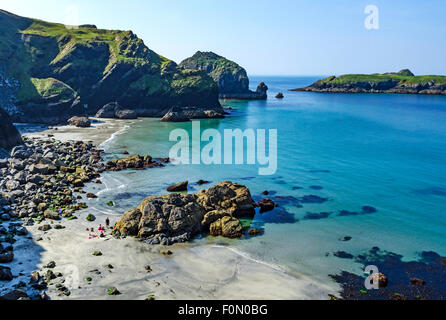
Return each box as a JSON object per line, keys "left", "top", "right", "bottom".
{"left": 292, "top": 69, "right": 446, "bottom": 95}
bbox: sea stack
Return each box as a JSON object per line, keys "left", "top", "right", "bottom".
{"left": 180, "top": 51, "right": 268, "bottom": 100}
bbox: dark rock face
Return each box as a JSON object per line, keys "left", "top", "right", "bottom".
{"left": 0, "top": 106, "right": 23, "bottom": 150}
{"left": 114, "top": 181, "right": 255, "bottom": 245}
{"left": 95, "top": 102, "right": 137, "bottom": 119}
{"left": 180, "top": 51, "right": 268, "bottom": 100}
{"left": 0, "top": 10, "right": 222, "bottom": 124}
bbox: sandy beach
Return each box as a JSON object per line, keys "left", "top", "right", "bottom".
{"left": 21, "top": 118, "right": 137, "bottom": 146}
{"left": 1, "top": 119, "right": 335, "bottom": 300}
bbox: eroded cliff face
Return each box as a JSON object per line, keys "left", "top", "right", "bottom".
{"left": 0, "top": 106, "right": 22, "bottom": 150}
{"left": 180, "top": 51, "right": 268, "bottom": 100}
{"left": 0, "top": 10, "right": 222, "bottom": 124}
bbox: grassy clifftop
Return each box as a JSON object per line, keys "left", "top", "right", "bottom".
{"left": 0, "top": 10, "right": 221, "bottom": 123}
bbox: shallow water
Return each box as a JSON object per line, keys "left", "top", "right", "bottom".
{"left": 88, "top": 76, "right": 446, "bottom": 288}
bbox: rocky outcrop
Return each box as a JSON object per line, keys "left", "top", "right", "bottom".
{"left": 95, "top": 102, "right": 137, "bottom": 119}
{"left": 160, "top": 106, "right": 225, "bottom": 122}
{"left": 0, "top": 10, "right": 223, "bottom": 124}
{"left": 67, "top": 116, "right": 91, "bottom": 128}
{"left": 292, "top": 69, "right": 446, "bottom": 95}
{"left": 180, "top": 51, "right": 268, "bottom": 100}
{"left": 0, "top": 106, "right": 22, "bottom": 150}
{"left": 113, "top": 181, "right": 255, "bottom": 245}
{"left": 167, "top": 181, "right": 188, "bottom": 192}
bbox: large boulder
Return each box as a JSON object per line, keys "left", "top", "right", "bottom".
{"left": 115, "top": 193, "right": 206, "bottom": 245}
{"left": 0, "top": 107, "right": 22, "bottom": 150}
{"left": 114, "top": 181, "right": 255, "bottom": 244}
{"left": 196, "top": 181, "right": 255, "bottom": 218}
{"left": 67, "top": 116, "right": 91, "bottom": 128}
{"left": 209, "top": 216, "right": 243, "bottom": 238}
{"left": 95, "top": 102, "right": 137, "bottom": 119}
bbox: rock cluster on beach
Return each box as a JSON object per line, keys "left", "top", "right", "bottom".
{"left": 105, "top": 155, "right": 168, "bottom": 171}
{"left": 0, "top": 137, "right": 109, "bottom": 299}
{"left": 0, "top": 137, "right": 104, "bottom": 220}
{"left": 114, "top": 181, "right": 256, "bottom": 245}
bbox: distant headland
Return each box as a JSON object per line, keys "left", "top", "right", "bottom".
{"left": 292, "top": 69, "right": 446, "bottom": 95}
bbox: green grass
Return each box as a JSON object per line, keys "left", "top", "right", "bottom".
{"left": 319, "top": 73, "right": 446, "bottom": 85}
{"left": 30, "top": 77, "right": 76, "bottom": 100}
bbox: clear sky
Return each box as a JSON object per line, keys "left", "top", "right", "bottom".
{"left": 1, "top": 0, "right": 445, "bottom": 76}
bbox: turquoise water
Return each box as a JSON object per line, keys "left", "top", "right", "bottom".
{"left": 90, "top": 76, "right": 446, "bottom": 287}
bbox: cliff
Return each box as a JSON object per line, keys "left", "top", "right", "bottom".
{"left": 179, "top": 51, "right": 268, "bottom": 100}
{"left": 292, "top": 70, "right": 446, "bottom": 95}
{"left": 0, "top": 10, "right": 223, "bottom": 124}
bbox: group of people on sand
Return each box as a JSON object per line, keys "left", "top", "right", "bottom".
{"left": 87, "top": 217, "right": 112, "bottom": 239}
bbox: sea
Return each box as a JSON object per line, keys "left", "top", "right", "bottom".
{"left": 85, "top": 76, "right": 446, "bottom": 288}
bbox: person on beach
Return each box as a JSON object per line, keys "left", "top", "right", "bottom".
{"left": 106, "top": 218, "right": 110, "bottom": 228}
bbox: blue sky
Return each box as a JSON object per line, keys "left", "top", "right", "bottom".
{"left": 1, "top": 0, "right": 445, "bottom": 76}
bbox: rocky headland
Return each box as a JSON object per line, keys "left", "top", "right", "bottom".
{"left": 0, "top": 10, "right": 223, "bottom": 124}
{"left": 292, "top": 69, "right": 446, "bottom": 95}
{"left": 179, "top": 51, "right": 268, "bottom": 100}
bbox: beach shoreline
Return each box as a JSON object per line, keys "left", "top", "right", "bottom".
{"left": 1, "top": 119, "right": 336, "bottom": 300}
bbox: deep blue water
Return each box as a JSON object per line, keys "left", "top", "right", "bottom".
{"left": 88, "top": 76, "right": 446, "bottom": 287}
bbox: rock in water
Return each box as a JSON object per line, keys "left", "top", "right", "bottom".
{"left": 67, "top": 117, "right": 91, "bottom": 128}
{"left": 275, "top": 92, "right": 284, "bottom": 99}
{"left": 95, "top": 102, "right": 137, "bottom": 119}
{"left": 0, "top": 107, "right": 23, "bottom": 150}
{"left": 167, "top": 181, "right": 188, "bottom": 192}
{"left": 114, "top": 181, "right": 255, "bottom": 244}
